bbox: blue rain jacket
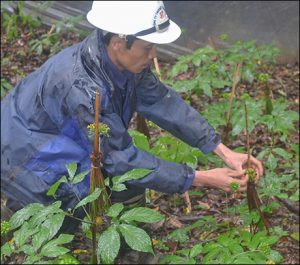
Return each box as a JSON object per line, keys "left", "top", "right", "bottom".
{"left": 1, "top": 29, "right": 221, "bottom": 214}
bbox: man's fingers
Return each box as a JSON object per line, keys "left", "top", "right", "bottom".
{"left": 228, "top": 169, "right": 245, "bottom": 178}
{"left": 250, "top": 156, "right": 264, "bottom": 177}
{"left": 228, "top": 175, "right": 248, "bottom": 192}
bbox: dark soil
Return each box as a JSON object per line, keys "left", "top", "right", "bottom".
{"left": 1, "top": 23, "right": 299, "bottom": 264}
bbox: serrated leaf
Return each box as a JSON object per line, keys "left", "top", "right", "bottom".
{"left": 42, "top": 212, "right": 65, "bottom": 241}
{"left": 1, "top": 242, "right": 14, "bottom": 258}
{"left": 233, "top": 255, "right": 255, "bottom": 264}
{"left": 189, "top": 243, "right": 203, "bottom": 258}
{"left": 14, "top": 222, "right": 39, "bottom": 248}
{"left": 66, "top": 162, "right": 77, "bottom": 181}
{"left": 249, "top": 231, "right": 266, "bottom": 250}
{"left": 112, "top": 183, "right": 127, "bottom": 192}
{"left": 72, "top": 169, "right": 90, "bottom": 184}
{"left": 97, "top": 226, "right": 120, "bottom": 264}
{"left": 29, "top": 201, "right": 63, "bottom": 227}
{"left": 266, "top": 153, "right": 278, "bottom": 171}
{"left": 47, "top": 176, "right": 68, "bottom": 197}
{"left": 74, "top": 188, "right": 102, "bottom": 210}
{"left": 201, "top": 81, "right": 212, "bottom": 97}
{"left": 107, "top": 203, "right": 124, "bottom": 218}
{"left": 23, "top": 254, "right": 42, "bottom": 264}
{"left": 119, "top": 224, "right": 153, "bottom": 254}
{"left": 40, "top": 234, "right": 74, "bottom": 257}
{"left": 268, "top": 249, "right": 283, "bottom": 263}
{"left": 32, "top": 226, "right": 50, "bottom": 252}
{"left": 41, "top": 245, "right": 70, "bottom": 258}
{"left": 129, "top": 130, "right": 150, "bottom": 152}
{"left": 272, "top": 148, "right": 292, "bottom": 160}
{"left": 10, "top": 203, "right": 44, "bottom": 230}
{"left": 120, "top": 207, "right": 164, "bottom": 224}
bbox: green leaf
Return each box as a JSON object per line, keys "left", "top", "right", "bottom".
{"left": 272, "top": 148, "right": 292, "bottom": 160}
{"left": 290, "top": 232, "right": 299, "bottom": 241}
{"left": 74, "top": 188, "right": 102, "bottom": 210}
{"left": 129, "top": 129, "right": 150, "bottom": 152}
{"left": 119, "top": 224, "right": 153, "bottom": 254}
{"left": 160, "top": 255, "right": 192, "bottom": 264}
{"left": 40, "top": 234, "right": 74, "bottom": 257}
{"left": 267, "top": 249, "right": 283, "bottom": 263}
{"left": 47, "top": 176, "right": 68, "bottom": 197}
{"left": 42, "top": 212, "right": 65, "bottom": 241}
{"left": 23, "top": 254, "right": 42, "bottom": 264}
{"left": 120, "top": 207, "right": 164, "bottom": 224}
{"left": 112, "top": 183, "right": 127, "bottom": 192}
{"left": 266, "top": 153, "right": 278, "bottom": 171}
{"left": 248, "top": 231, "right": 266, "bottom": 250}
{"left": 233, "top": 255, "right": 255, "bottom": 264}
{"left": 229, "top": 243, "right": 244, "bottom": 255}
{"left": 107, "top": 203, "right": 124, "bottom": 218}
{"left": 189, "top": 243, "right": 203, "bottom": 258}
{"left": 1, "top": 242, "right": 15, "bottom": 258}
{"left": 66, "top": 162, "right": 77, "bottom": 181}
{"left": 14, "top": 222, "right": 39, "bottom": 248}
{"left": 29, "top": 201, "right": 63, "bottom": 227}
{"left": 98, "top": 226, "right": 120, "bottom": 264}
{"left": 10, "top": 203, "right": 44, "bottom": 230}
{"left": 32, "top": 226, "right": 50, "bottom": 252}
{"left": 72, "top": 169, "right": 90, "bottom": 184}
{"left": 41, "top": 245, "right": 70, "bottom": 258}
{"left": 200, "top": 81, "right": 212, "bottom": 97}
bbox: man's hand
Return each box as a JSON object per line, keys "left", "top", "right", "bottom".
{"left": 213, "top": 143, "right": 264, "bottom": 182}
{"left": 193, "top": 168, "right": 248, "bottom": 192}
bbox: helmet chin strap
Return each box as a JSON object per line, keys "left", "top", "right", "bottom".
{"left": 134, "top": 19, "right": 170, "bottom": 37}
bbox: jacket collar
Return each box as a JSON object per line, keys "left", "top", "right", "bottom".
{"left": 80, "top": 29, "right": 134, "bottom": 94}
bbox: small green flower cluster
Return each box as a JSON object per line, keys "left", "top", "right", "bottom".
{"left": 87, "top": 122, "right": 110, "bottom": 137}
{"left": 230, "top": 181, "right": 240, "bottom": 192}
{"left": 1, "top": 220, "right": 11, "bottom": 236}
{"left": 245, "top": 168, "right": 257, "bottom": 183}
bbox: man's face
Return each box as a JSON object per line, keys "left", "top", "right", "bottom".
{"left": 107, "top": 36, "right": 157, "bottom": 74}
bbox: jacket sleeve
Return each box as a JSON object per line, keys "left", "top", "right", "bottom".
{"left": 135, "top": 69, "right": 221, "bottom": 154}
{"left": 100, "top": 111, "right": 195, "bottom": 194}
{"left": 64, "top": 80, "right": 194, "bottom": 195}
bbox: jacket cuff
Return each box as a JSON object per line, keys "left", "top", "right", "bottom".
{"left": 181, "top": 167, "right": 195, "bottom": 193}
{"left": 199, "top": 134, "right": 221, "bottom": 154}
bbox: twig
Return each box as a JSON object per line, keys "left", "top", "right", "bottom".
{"left": 226, "top": 63, "right": 241, "bottom": 125}
{"left": 47, "top": 24, "right": 55, "bottom": 36}
{"left": 244, "top": 101, "right": 251, "bottom": 168}
{"left": 153, "top": 57, "right": 162, "bottom": 81}
{"left": 275, "top": 196, "right": 299, "bottom": 215}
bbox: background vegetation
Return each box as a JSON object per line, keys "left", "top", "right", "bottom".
{"left": 1, "top": 2, "right": 299, "bottom": 264}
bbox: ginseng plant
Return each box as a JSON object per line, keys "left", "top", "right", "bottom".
{"left": 244, "top": 100, "right": 271, "bottom": 235}
{"left": 89, "top": 90, "right": 111, "bottom": 263}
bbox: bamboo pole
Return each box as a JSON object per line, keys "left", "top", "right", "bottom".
{"left": 89, "top": 90, "right": 111, "bottom": 263}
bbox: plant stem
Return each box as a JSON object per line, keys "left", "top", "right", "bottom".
{"left": 226, "top": 63, "right": 241, "bottom": 125}
{"left": 243, "top": 101, "right": 251, "bottom": 168}
{"left": 223, "top": 63, "right": 241, "bottom": 145}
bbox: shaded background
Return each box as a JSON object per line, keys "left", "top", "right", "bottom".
{"left": 4, "top": 1, "right": 299, "bottom": 63}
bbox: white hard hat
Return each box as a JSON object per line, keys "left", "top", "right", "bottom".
{"left": 86, "top": 1, "right": 181, "bottom": 44}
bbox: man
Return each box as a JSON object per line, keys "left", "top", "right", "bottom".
{"left": 1, "top": 1, "right": 263, "bottom": 234}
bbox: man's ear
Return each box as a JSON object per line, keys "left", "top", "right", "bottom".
{"left": 109, "top": 35, "right": 125, "bottom": 51}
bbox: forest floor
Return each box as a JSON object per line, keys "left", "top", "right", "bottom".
{"left": 1, "top": 24, "right": 299, "bottom": 264}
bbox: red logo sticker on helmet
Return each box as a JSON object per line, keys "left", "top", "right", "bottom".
{"left": 153, "top": 4, "right": 169, "bottom": 32}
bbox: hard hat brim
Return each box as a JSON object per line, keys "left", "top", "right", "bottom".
{"left": 136, "top": 20, "right": 181, "bottom": 44}
{"left": 87, "top": 9, "right": 181, "bottom": 44}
